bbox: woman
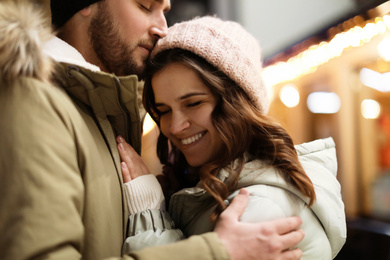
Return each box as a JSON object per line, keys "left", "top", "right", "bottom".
{"left": 120, "top": 16, "right": 346, "bottom": 259}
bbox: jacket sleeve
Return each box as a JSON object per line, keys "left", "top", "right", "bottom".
{"left": 296, "top": 137, "right": 347, "bottom": 258}
{"left": 0, "top": 79, "right": 86, "bottom": 259}
{"left": 122, "top": 209, "right": 185, "bottom": 253}
{"left": 124, "top": 174, "right": 166, "bottom": 214}
{"left": 124, "top": 232, "right": 230, "bottom": 260}
{"left": 0, "top": 79, "right": 231, "bottom": 260}
{"left": 229, "top": 187, "right": 290, "bottom": 223}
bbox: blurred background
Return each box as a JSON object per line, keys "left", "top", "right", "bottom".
{"left": 36, "top": 0, "right": 390, "bottom": 258}
{"left": 166, "top": 0, "right": 390, "bottom": 259}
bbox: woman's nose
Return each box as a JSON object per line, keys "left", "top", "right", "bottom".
{"left": 169, "top": 112, "right": 190, "bottom": 135}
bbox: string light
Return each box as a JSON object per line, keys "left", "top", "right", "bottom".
{"left": 307, "top": 92, "right": 341, "bottom": 114}
{"left": 279, "top": 84, "right": 300, "bottom": 107}
{"left": 263, "top": 15, "right": 390, "bottom": 88}
{"left": 360, "top": 67, "right": 390, "bottom": 92}
{"left": 361, "top": 99, "right": 381, "bottom": 119}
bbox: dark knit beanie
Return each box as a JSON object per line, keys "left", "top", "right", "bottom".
{"left": 51, "top": 0, "right": 101, "bottom": 28}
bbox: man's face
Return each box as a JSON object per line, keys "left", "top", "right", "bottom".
{"left": 89, "top": 0, "right": 170, "bottom": 77}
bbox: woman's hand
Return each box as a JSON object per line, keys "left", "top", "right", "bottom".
{"left": 117, "top": 136, "right": 166, "bottom": 213}
{"left": 116, "top": 136, "right": 150, "bottom": 183}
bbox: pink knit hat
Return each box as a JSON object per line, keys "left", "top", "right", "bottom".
{"left": 152, "top": 16, "right": 269, "bottom": 114}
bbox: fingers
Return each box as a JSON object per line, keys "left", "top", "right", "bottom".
{"left": 219, "top": 188, "right": 249, "bottom": 221}
{"left": 273, "top": 216, "right": 302, "bottom": 235}
{"left": 282, "top": 248, "right": 303, "bottom": 260}
{"left": 121, "top": 162, "right": 131, "bottom": 183}
{"left": 279, "top": 229, "right": 305, "bottom": 251}
{"left": 260, "top": 217, "right": 303, "bottom": 251}
{"left": 215, "top": 216, "right": 304, "bottom": 260}
{"left": 117, "top": 136, "right": 135, "bottom": 179}
{"left": 215, "top": 207, "right": 304, "bottom": 260}
{"left": 116, "top": 136, "right": 150, "bottom": 180}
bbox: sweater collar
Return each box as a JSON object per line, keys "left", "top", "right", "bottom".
{"left": 44, "top": 36, "right": 101, "bottom": 72}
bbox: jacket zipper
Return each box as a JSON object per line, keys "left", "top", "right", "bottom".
{"left": 114, "top": 77, "right": 131, "bottom": 143}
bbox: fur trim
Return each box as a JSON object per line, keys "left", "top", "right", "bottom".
{"left": 0, "top": 0, "right": 54, "bottom": 83}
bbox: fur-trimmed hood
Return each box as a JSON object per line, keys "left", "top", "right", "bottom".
{"left": 0, "top": 1, "right": 53, "bottom": 83}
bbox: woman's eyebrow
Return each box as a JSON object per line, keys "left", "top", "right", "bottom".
{"left": 178, "top": 92, "right": 207, "bottom": 101}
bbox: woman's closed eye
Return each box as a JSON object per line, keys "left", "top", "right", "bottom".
{"left": 156, "top": 108, "right": 170, "bottom": 116}
{"left": 187, "top": 101, "right": 202, "bottom": 108}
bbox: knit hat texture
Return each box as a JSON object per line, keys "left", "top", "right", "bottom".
{"left": 152, "top": 16, "right": 269, "bottom": 113}
{"left": 51, "top": 0, "right": 101, "bottom": 28}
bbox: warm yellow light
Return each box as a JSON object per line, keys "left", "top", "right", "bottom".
{"left": 279, "top": 84, "right": 300, "bottom": 108}
{"left": 143, "top": 113, "right": 157, "bottom": 135}
{"left": 383, "top": 15, "right": 390, "bottom": 29}
{"left": 378, "top": 37, "right": 390, "bottom": 61}
{"left": 307, "top": 92, "right": 341, "bottom": 114}
{"left": 262, "top": 15, "right": 389, "bottom": 88}
{"left": 361, "top": 99, "right": 381, "bottom": 119}
{"left": 360, "top": 68, "right": 390, "bottom": 92}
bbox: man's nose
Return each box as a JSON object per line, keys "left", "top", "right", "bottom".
{"left": 150, "top": 12, "right": 168, "bottom": 39}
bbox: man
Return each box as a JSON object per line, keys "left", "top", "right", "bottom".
{"left": 0, "top": 0, "right": 304, "bottom": 259}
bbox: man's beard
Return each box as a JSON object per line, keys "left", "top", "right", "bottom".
{"left": 88, "top": 3, "right": 147, "bottom": 77}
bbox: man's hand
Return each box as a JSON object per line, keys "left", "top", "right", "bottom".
{"left": 214, "top": 189, "right": 304, "bottom": 260}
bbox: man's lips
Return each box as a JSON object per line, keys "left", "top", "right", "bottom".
{"left": 140, "top": 44, "right": 153, "bottom": 52}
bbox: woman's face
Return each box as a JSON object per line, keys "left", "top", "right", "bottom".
{"left": 152, "top": 62, "right": 224, "bottom": 167}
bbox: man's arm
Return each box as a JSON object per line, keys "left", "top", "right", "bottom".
{"left": 117, "top": 139, "right": 304, "bottom": 260}
{"left": 0, "top": 79, "right": 85, "bottom": 259}
{"left": 215, "top": 189, "right": 304, "bottom": 260}
{"left": 122, "top": 190, "right": 303, "bottom": 260}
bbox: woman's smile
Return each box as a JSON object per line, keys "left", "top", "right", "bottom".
{"left": 181, "top": 131, "right": 205, "bottom": 145}
{"left": 152, "top": 62, "right": 224, "bottom": 167}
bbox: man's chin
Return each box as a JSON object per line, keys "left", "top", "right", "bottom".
{"left": 121, "top": 61, "right": 146, "bottom": 79}
{"left": 133, "top": 61, "right": 147, "bottom": 80}
{"left": 134, "top": 65, "right": 146, "bottom": 80}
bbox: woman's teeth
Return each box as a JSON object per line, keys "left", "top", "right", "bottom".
{"left": 181, "top": 133, "right": 204, "bottom": 145}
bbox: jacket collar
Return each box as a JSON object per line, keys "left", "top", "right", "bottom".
{"left": 44, "top": 37, "right": 145, "bottom": 153}
{"left": 44, "top": 37, "right": 145, "bottom": 238}
{"left": 44, "top": 37, "right": 101, "bottom": 72}
{"left": 44, "top": 37, "right": 144, "bottom": 119}
{"left": 57, "top": 63, "right": 140, "bottom": 116}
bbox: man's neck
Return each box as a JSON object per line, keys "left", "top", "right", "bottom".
{"left": 44, "top": 36, "right": 101, "bottom": 72}
{"left": 56, "top": 15, "right": 107, "bottom": 72}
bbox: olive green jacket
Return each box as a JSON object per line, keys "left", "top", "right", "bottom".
{"left": 0, "top": 62, "right": 229, "bottom": 260}
{"left": 0, "top": 3, "right": 230, "bottom": 258}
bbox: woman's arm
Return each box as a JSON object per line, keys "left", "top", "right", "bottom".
{"left": 116, "top": 136, "right": 185, "bottom": 252}
{"left": 116, "top": 138, "right": 304, "bottom": 259}
{"left": 117, "top": 136, "right": 166, "bottom": 213}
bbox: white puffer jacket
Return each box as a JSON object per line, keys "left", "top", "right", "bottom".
{"left": 169, "top": 137, "right": 346, "bottom": 260}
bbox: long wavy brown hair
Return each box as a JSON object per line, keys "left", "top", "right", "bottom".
{"left": 143, "top": 49, "right": 315, "bottom": 222}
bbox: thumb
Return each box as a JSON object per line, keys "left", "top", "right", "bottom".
{"left": 221, "top": 188, "right": 249, "bottom": 220}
